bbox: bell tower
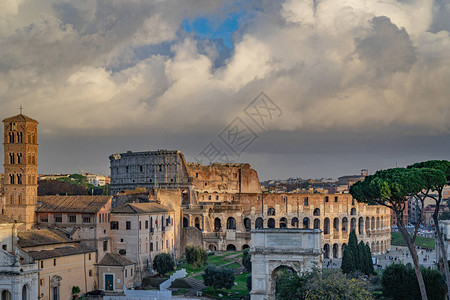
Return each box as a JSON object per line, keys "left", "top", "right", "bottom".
{"left": 3, "top": 111, "right": 38, "bottom": 229}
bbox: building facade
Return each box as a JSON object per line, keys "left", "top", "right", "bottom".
{"left": 2, "top": 114, "right": 39, "bottom": 229}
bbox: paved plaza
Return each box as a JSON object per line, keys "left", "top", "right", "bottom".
{"left": 323, "top": 246, "right": 437, "bottom": 270}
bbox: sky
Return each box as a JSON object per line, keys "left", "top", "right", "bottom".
{"left": 1, "top": 0, "right": 450, "bottom": 181}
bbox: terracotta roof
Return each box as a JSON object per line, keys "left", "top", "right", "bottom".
{"left": 18, "top": 229, "right": 72, "bottom": 248}
{"left": 97, "top": 252, "right": 135, "bottom": 267}
{"left": 37, "top": 195, "right": 112, "bottom": 213}
{"left": 0, "top": 215, "right": 20, "bottom": 224}
{"left": 3, "top": 114, "right": 38, "bottom": 123}
{"left": 111, "top": 202, "right": 173, "bottom": 214}
{"left": 27, "top": 244, "right": 96, "bottom": 260}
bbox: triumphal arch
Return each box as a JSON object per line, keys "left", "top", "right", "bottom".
{"left": 250, "top": 228, "right": 322, "bottom": 300}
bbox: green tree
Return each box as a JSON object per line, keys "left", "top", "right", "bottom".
{"left": 202, "top": 265, "right": 235, "bottom": 289}
{"left": 350, "top": 167, "right": 442, "bottom": 300}
{"left": 152, "top": 253, "right": 174, "bottom": 277}
{"left": 242, "top": 248, "right": 251, "bottom": 272}
{"left": 348, "top": 230, "right": 359, "bottom": 268}
{"left": 408, "top": 160, "right": 450, "bottom": 299}
{"left": 341, "top": 246, "right": 355, "bottom": 274}
{"left": 364, "top": 243, "right": 375, "bottom": 275}
{"left": 185, "top": 244, "right": 207, "bottom": 270}
{"left": 277, "top": 269, "right": 373, "bottom": 300}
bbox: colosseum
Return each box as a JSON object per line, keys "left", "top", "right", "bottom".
{"left": 110, "top": 150, "right": 391, "bottom": 258}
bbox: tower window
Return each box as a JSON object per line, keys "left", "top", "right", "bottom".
{"left": 17, "top": 153, "right": 22, "bottom": 164}
{"left": 9, "top": 174, "right": 15, "bottom": 184}
{"left": 17, "top": 174, "right": 22, "bottom": 185}
{"left": 9, "top": 153, "right": 15, "bottom": 164}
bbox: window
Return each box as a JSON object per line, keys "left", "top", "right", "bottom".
{"left": 54, "top": 214, "right": 62, "bottom": 223}
{"left": 352, "top": 198, "right": 355, "bottom": 205}
{"left": 145, "top": 220, "right": 148, "bottom": 229}
{"left": 216, "top": 195, "right": 219, "bottom": 200}
{"left": 53, "top": 259, "right": 56, "bottom": 266}
{"left": 166, "top": 240, "right": 169, "bottom": 249}
{"left": 68, "top": 215, "right": 76, "bottom": 223}
{"left": 131, "top": 269, "right": 133, "bottom": 276}
{"left": 150, "top": 243, "right": 153, "bottom": 251}
{"left": 103, "top": 241, "right": 108, "bottom": 251}
{"left": 88, "top": 253, "right": 91, "bottom": 260}
{"left": 120, "top": 239, "right": 124, "bottom": 243}
{"left": 126, "top": 221, "right": 131, "bottom": 230}
{"left": 208, "top": 195, "right": 211, "bottom": 200}
{"left": 125, "top": 269, "right": 128, "bottom": 278}
{"left": 140, "top": 165, "right": 143, "bottom": 172}
{"left": 40, "top": 214, "right": 48, "bottom": 223}
{"left": 304, "top": 197, "right": 309, "bottom": 205}
{"left": 89, "top": 270, "right": 93, "bottom": 277}
{"left": 325, "top": 196, "right": 329, "bottom": 202}
{"left": 110, "top": 221, "right": 119, "bottom": 230}
{"left": 2, "top": 245, "right": 6, "bottom": 251}
{"left": 139, "top": 221, "right": 141, "bottom": 230}
{"left": 40, "top": 261, "right": 43, "bottom": 268}
{"left": 195, "top": 173, "right": 198, "bottom": 178}
{"left": 40, "top": 279, "right": 44, "bottom": 286}
{"left": 334, "top": 196, "right": 338, "bottom": 202}
{"left": 18, "top": 194, "right": 22, "bottom": 205}
{"left": 82, "top": 215, "right": 91, "bottom": 223}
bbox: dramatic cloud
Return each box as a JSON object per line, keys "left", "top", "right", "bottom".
{"left": 0, "top": 0, "right": 449, "bottom": 178}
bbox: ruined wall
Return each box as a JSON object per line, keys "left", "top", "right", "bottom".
{"left": 180, "top": 227, "right": 203, "bottom": 254}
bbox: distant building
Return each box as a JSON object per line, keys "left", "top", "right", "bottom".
{"left": 2, "top": 113, "right": 39, "bottom": 229}
{"left": 0, "top": 215, "right": 39, "bottom": 300}
{"left": 38, "top": 174, "right": 70, "bottom": 181}
{"left": 35, "top": 195, "right": 112, "bottom": 261}
{"left": 96, "top": 252, "right": 135, "bottom": 292}
{"left": 86, "top": 174, "right": 108, "bottom": 187}
{"left": 110, "top": 202, "right": 175, "bottom": 279}
{"left": 18, "top": 229, "right": 96, "bottom": 300}
{"left": 337, "top": 169, "right": 368, "bottom": 189}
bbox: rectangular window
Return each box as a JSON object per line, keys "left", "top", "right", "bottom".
{"left": 131, "top": 269, "right": 133, "bottom": 277}
{"left": 304, "top": 197, "right": 309, "bottom": 206}
{"left": 53, "top": 259, "right": 56, "bottom": 266}
{"left": 40, "top": 261, "right": 43, "bottom": 268}
{"left": 139, "top": 221, "right": 141, "bottom": 230}
{"left": 54, "top": 214, "right": 62, "bottom": 223}
{"left": 150, "top": 243, "right": 153, "bottom": 251}
{"left": 40, "top": 279, "right": 44, "bottom": 286}
{"left": 125, "top": 269, "right": 128, "bottom": 278}
{"left": 89, "top": 253, "right": 91, "bottom": 260}
{"left": 156, "top": 242, "right": 158, "bottom": 251}
{"left": 334, "top": 196, "right": 338, "bottom": 202}
{"left": 89, "top": 270, "right": 93, "bottom": 277}
{"left": 145, "top": 220, "right": 148, "bottom": 229}
{"left": 103, "top": 241, "right": 108, "bottom": 251}
{"left": 82, "top": 215, "right": 91, "bottom": 223}
{"left": 40, "top": 213, "right": 48, "bottom": 223}
{"left": 68, "top": 215, "right": 76, "bottom": 223}
{"left": 325, "top": 196, "right": 329, "bottom": 203}
{"left": 110, "top": 221, "right": 119, "bottom": 230}
{"left": 126, "top": 221, "right": 131, "bottom": 230}
{"left": 2, "top": 245, "right": 6, "bottom": 251}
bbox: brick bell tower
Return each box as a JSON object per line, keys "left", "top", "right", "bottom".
{"left": 3, "top": 110, "right": 38, "bottom": 229}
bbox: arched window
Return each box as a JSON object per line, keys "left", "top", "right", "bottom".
{"left": 333, "top": 218, "right": 339, "bottom": 232}
{"left": 9, "top": 153, "right": 14, "bottom": 164}
{"left": 333, "top": 243, "right": 339, "bottom": 258}
{"left": 17, "top": 174, "right": 22, "bottom": 185}
{"left": 244, "top": 218, "right": 251, "bottom": 232}
{"left": 268, "top": 218, "right": 275, "bottom": 228}
{"left": 17, "top": 132, "right": 23, "bottom": 143}
{"left": 314, "top": 218, "right": 320, "bottom": 229}
{"left": 214, "top": 218, "right": 222, "bottom": 231}
{"left": 182, "top": 217, "right": 188, "bottom": 228}
{"left": 351, "top": 218, "right": 356, "bottom": 231}
{"left": 371, "top": 217, "right": 375, "bottom": 229}
{"left": 350, "top": 208, "right": 356, "bottom": 215}
{"left": 1, "top": 290, "right": 11, "bottom": 300}
{"left": 227, "top": 217, "right": 236, "bottom": 230}
{"left": 358, "top": 217, "right": 364, "bottom": 234}
{"left": 10, "top": 174, "right": 15, "bottom": 185}
{"left": 17, "top": 153, "right": 22, "bottom": 164}
{"left": 291, "top": 217, "right": 299, "bottom": 228}
{"left": 323, "top": 244, "right": 330, "bottom": 259}
{"left": 194, "top": 217, "right": 200, "bottom": 230}
{"left": 255, "top": 217, "right": 263, "bottom": 229}
{"left": 342, "top": 217, "right": 348, "bottom": 232}
{"left": 267, "top": 207, "right": 275, "bottom": 216}
{"left": 366, "top": 217, "right": 370, "bottom": 231}
{"left": 303, "top": 217, "right": 310, "bottom": 229}
{"left": 22, "top": 285, "right": 28, "bottom": 300}
{"left": 18, "top": 194, "right": 22, "bottom": 205}
{"left": 376, "top": 217, "right": 380, "bottom": 229}
{"left": 324, "top": 218, "right": 330, "bottom": 234}
{"left": 313, "top": 208, "right": 320, "bottom": 216}
{"left": 304, "top": 197, "right": 309, "bottom": 205}
{"left": 279, "top": 217, "right": 287, "bottom": 228}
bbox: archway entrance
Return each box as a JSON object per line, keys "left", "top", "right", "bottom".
{"left": 226, "top": 244, "right": 236, "bottom": 251}
{"left": 272, "top": 266, "right": 295, "bottom": 296}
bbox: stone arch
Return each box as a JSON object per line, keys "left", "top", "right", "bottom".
{"left": 358, "top": 217, "right": 364, "bottom": 234}
{"left": 342, "top": 217, "right": 348, "bottom": 232}
{"left": 255, "top": 217, "right": 263, "bottom": 229}
{"left": 303, "top": 217, "right": 310, "bottom": 229}
{"left": 313, "top": 218, "right": 320, "bottom": 230}
{"left": 313, "top": 208, "right": 320, "bottom": 216}
{"left": 244, "top": 218, "right": 251, "bottom": 232}
{"left": 376, "top": 217, "right": 380, "bottom": 229}
{"left": 268, "top": 218, "right": 276, "bottom": 228}
{"left": 333, "top": 218, "right": 339, "bottom": 232}
{"left": 333, "top": 243, "right": 339, "bottom": 258}
{"left": 226, "top": 244, "right": 236, "bottom": 251}
{"left": 366, "top": 217, "right": 370, "bottom": 231}
{"left": 350, "top": 208, "right": 356, "bottom": 215}
{"left": 291, "top": 217, "right": 299, "bottom": 228}
{"left": 183, "top": 216, "right": 189, "bottom": 228}
{"left": 324, "top": 218, "right": 330, "bottom": 234}
{"left": 22, "top": 285, "right": 29, "bottom": 300}
{"left": 227, "top": 217, "right": 236, "bottom": 229}
{"left": 242, "top": 244, "right": 250, "bottom": 250}
{"left": 323, "top": 244, "right": 330, "bottom": 259}
{"left": 279, "top": 217, "right": 287, "bottom": 228}
{"left": 371, "top": 217, "right": 375, "bottom": 229}
{"left": 1, "top": 290, "right": 11, "bottom": 300}
{"left": 50, "top": 275, "right": 62, "bottom": 300}
{"left": 214, "top": 218, "right": 222, "bottom": 231}
{"left": 208, "top": 244, "right": 217, "bottom": 251}
{"left": 194, "top": 217, "right": 200, "bottom": 229}
{"left": 350, "top": 217, "right": 356, "bottom": 231}
{"left": 267, "top": 207, "right": 276, "bottom": 216}
{"left": 271, "top": 265, "right": 296, "bottom": 297}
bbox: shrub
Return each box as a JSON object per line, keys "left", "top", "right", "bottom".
{"left": 202, "top": 265, "right": 235, "bottom": 289}
{"left": 185, "top": 244, "right": 207, "bottom": 270}
{"left": 153, "top": 253, "right": 174, "bottom": 277}
{"left": 242, "top": 248, "right": 251, "bottom": 272}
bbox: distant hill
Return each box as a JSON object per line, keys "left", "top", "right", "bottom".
{"left": 38, "top": 174, "right": 109, "bottom": 196}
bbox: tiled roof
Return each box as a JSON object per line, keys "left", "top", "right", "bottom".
{"left": 27, "top": 244, "right": 96, "bottom": 260}
{"left": 18, "top": 229, "right": 72, "bottom": 248}
{"left": 37, "top": 195, "right": 112, "bottom": 213}
{"left": 0, "top": 215, "right": 20, "bottom": 224}
{"left": 3, "top": 114, "right": 38, "bottom": 123}
{"left": 111, "top": 202, "right": 173, "bottom": 215}
{"left": 97, "top": 252, "right": 135, "bottom": 267}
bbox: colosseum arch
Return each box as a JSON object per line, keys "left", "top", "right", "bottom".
{"left": 267, "top": 207, "right": 276, "bottom": 216}
{"left": 244, "top": 218, "right": 251, "bottom": 231}
{"left": 291, "top": 217, "right": 299, "bottom": 228}
{"left": 376, "top": 217, "right": 380, "bottom": 229}
{"left": 358, "top": 217, "right": 364, "bottom": 234}
{"left": 313, "top": 218, "right": 320, "bottom": 230}
{"left": 227, "top": 217, "right": 236, "bottom": 229}
{"left": 227, "top": 244, "right": 237, "bottom": 251}
{"left": 350, "top": 218, "right": 356, "bottom": 231}
{"left": 268, "top": 218, "right": 276, "bottom": 228}
{"left": 255, "top": 217, "right": 264, "bottom": 229}
{"left": 214, "top": 218, "right": 222, "bottom": 231}
{"left": 371, "top": 217, "right": 375, "bottom": 229}
{"left": 323, "top": 244, "right": 330, "bottom": 259}
{"left": 333, "top": 218, "right": 339, "bottom": 232}
{"left": 303, "top": 217, "right": 310, "bottom": 229}
{"left": 323, "top": 218, "right": 330, "bottom": 234}
{"left": 350, "top": 208, "right": 356, "bottom": 215}
{"left": 366, "top": 217, "right": 370, "bottom": 231}
{"left": 333, "top": 243, "right": 339, "bottom": 258}
{"left": 183, "top": 216, "right": 189, "bottom": 228}
{"left": 194, "top": 217, "right": 201, "bottom": 229}
{"left": 342, "top": 217, "right": 348, "bottom": 232}
{"left": 313, "top": 208, "right": 320, "bottom": 216}
{"left": 279, "top": 217, "right": 287, "bottom": 228}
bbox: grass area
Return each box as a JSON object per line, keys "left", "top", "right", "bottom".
{"left": 175, "top": 251, "right": 241, "bottom": 276}
{"left": 202, "top": 272, "right": 250, "bottom": 299}
{"left": 172, "top": 288, "right": 189, "bottom": 295}
{"left": 391, "top": 232, "right": 435, "bottom": 249}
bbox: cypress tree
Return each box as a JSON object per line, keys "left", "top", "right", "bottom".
{"left": 348, "top": 230, "right": 359, "bottom": 268}
{"left": 341, "top": 247, "right": 355, "bottom": 274}
{"left": 365, "top": 244, "right": 374, "bottom": 274}
{"left": 358, "top": 241, "right": 368, "bottom": 275}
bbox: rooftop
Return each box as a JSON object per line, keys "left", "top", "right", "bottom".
{"left": 97, "top": 252, "right": 135, "bottom": 267}
{"left": 111, "top": 202, "right": 173, "bottom": 214}
{"left": 3, "top": 114, "right": 38, "bottom": 123}
{"left": 27, "top": 244, "right": 96, "bottom": 260}
{"left": 37, "top": 195, "right": 112, "bottom": 213}
{"left": 18, "top": 229, "right": 72, "bottom": 248}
